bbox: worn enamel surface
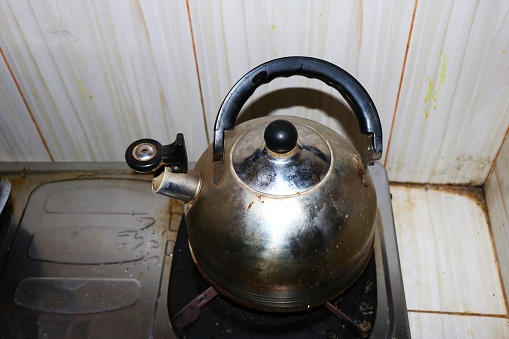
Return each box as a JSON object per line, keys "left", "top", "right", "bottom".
{"left": 486, "top": 134, "right": 509, "bottom": 313}
{"left": 385, "top": 0, "right": 509, "bottom": 184}
{"left": 0, "top": 0, "right": 207, "bottom": 161}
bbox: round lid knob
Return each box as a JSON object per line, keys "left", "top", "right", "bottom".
{"left": 263, "top": 119, "right": 298, "bottom": 153}
{"left": 232, "top": 118, "right": 331, "bottom": 196}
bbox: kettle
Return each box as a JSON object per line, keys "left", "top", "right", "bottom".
{"left": 125, "top": 56, "right": 382, "bottom": 312}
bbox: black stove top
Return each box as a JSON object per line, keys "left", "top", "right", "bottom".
{"left": 0, "top": 162, "right": 410, "bottom": 338}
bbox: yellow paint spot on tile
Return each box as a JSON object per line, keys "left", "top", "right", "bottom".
{"left": 424, "top": 53, "right": 448, "bottom": 117}
{"left": 424, "top": 78, "right": 433, "bottom": 104}
{"left": 272, "top": 24, "right": 276, "bottom": 30}
{"left": 78, "top": 78, "right": 90, "bottom": 108}
{"left": 438, "top": 54, "right": 448, "bottom": 83}
{"left": 78, "top": 78, "right": 86, "bottom": 99}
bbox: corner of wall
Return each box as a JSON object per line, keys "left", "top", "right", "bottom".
{"left": 485, "top": 131, "right": 509, "bottom": 315}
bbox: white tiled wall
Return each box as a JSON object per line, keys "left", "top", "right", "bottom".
{"left": 385, "top": 0, "right": 509, "bottom": 185}
{"left": 188, "top": 0, "right": 415, "bottom": 158}
{"left": 0, "top": 0, "right": 208, "bottom": 161}
{"left": 1, "top": 1, "right": 509, "bottom": 186}
{"left": 0, "top": 52, "right": 51, "bottom": 161}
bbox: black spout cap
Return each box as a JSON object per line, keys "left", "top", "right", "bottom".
{"left": 125, "top": 134, "right": 188, "bottom": 173}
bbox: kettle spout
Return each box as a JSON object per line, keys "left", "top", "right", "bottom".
{"left": 152, "top": 167, "right": 201, "bottom": 202}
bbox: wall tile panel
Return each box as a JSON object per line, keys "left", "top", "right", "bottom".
{"left": 485, "top": 133, "right": 509, "bottom": 312}
{"left": 1, "top": 0, "right": 508, "bottom": 187}
{"left": 0, "top": 0, "right": 207, "bottom": 161}
{"left": 0, "top": 52, "right": 51, "bottom": 161}
{"left": 386, "top": 0, "right": 509, "bottom": 184}
{"left": 189, "top": 0, "right": 415, "bottom": 160}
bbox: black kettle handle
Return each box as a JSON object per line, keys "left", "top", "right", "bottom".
{"left": 213, "top": 56, "right": 382, "bottom": 164}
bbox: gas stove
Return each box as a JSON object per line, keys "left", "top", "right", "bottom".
{"left": 0, "top": 162, "right": 409, "bottom": 338}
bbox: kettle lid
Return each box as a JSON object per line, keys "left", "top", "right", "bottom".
{"left": 231, "top": 118, "right": 331, "bottom": 196}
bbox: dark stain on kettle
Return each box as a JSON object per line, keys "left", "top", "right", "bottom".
{"left": 290, "top": 202, "right": 346, "bottom": 266}
{"left": 235, "top": 146, "right": 326, "bottom": 194}
{"left": 289, "top": 226, "right": 325, "bottom": 264}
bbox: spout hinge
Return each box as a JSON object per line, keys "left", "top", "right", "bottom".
{"left": 125, "top": 134, "right": 188, "bottom": 174}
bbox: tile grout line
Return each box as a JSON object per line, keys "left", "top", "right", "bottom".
{"left": 407, "top": 309, "right": 508, "bottom": 319}
{"left": 185, "top": 0, "right": 210, "bottom": 142}
{"left": 0, "top": 46, "right": 54, "bottom": 161}
{"left": 383, "top": 0, "right": 419, "bottom": 167}
{"left": 484, "top": 124, "right": 509, "bottom": 184}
